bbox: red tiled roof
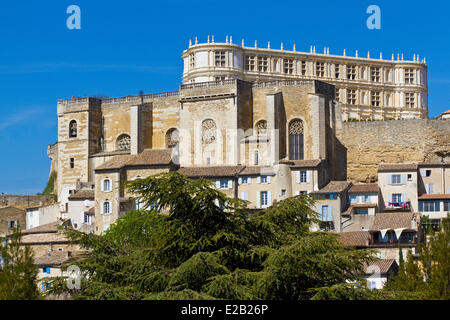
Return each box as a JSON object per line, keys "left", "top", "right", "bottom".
{"left": 311, "top": 181, "right": 352, "bottom": 194}
{"left": 240, "top": 166, "right": 275, "bottom": 176}
{"left": 280, "top": 159, "right": 323, "bottom": 168}
{"left": 363, "top": 259, "right": 398, "bottom": 274}
{"left": 339, "top": 231, "right": 371, "bottom": 247}
{"left": 178, "top": 166, "right": 245, "bottom": 178}
{"left": 68, "top": 189, "right": 95, "bottom": 200}
{"left": 378, "top": 163, "right": 418, "bottom": 172}
{"left": 349, "top": 183, "right": 379, "bottom": 194}
{"left": 418, "top": 194, "right": 450, "bottom": 200}
{"left": 95, "top": 149, "right": 174, "bottom": 171}
{"left": 371, "top": 213, "right": 418, "bottom": 231}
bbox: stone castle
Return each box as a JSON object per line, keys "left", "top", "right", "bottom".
{"left": 46, "top": 38, "right": 449, "bottom": 234}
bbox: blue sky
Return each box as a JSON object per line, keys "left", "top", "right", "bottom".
{"left": 0, "top": 0, "right": 449, "bottom": 194}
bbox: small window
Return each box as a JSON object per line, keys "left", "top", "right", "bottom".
{"left": 405, "top": 68, "right": 415, "bottom": 84}
{"left": 257, "top": 56, "right": 268, "bottom": 72}
{"left": 69, "top": 120, "right": 77, "bottom": 138}
{"left": 241, "top": 177, "right": 248, "bottom": 184}
{"left": 407, "top": 174, "right": 412, "bottom": 181}
{"left": 215, "top": 51, "right": 226, "bottom": 67}
{"left": 347, "top": 65, "right": 356, "bottom": 80}
{"left": 425, "top": 170, "right": 431, "bottom": 177}
{"left": 300, "top": 171, "right": 307, "bottom": 183}
{"left": 392, "top": 174, "right": 401, "bottom": 184}
{"left": 103, "top": 179, "right": 112, "bottom": 192}
{"left": 281, "top": 189, "right": 286, "bottom": 196}
{"left": 316, "top": 62, "right": 325, "bottom": 77}
{"left": 261, "top": 176, "right": 268, "bottom": 184}
{"left": 347, "top": 89, "right": 356, "bottom": 105}
{"left": 284, "top": 59, "right": 294, "bottom": 74}
{"left": 220, "top": 180, "right": 229, "bottom": 189}
{"left": 70, "top": 158, "right": 75, "bottom": 169}
{"left": 260, "top": 191, "right": 268, "bottom": 207}
{"left": 8, "top": 221, "right": 17, "bottom": 229}
{"left": 392, "top": 193, "right": 402, "bottom": 203}
{"left": 103, "top": 201, "right": 111, "bottom": 214}
{"left": 245, "top": 56, "right": 256, "bottom": 71}
{"left": 254, "top": 150, "right": 259, "bottom": 165}
{"left": 43, "top": 266, "right": 51, "bottom": 274}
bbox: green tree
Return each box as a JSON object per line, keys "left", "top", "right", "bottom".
{"left": 384, "top": 214, "right": 450, "bottom": 299}
{"left": 0, "top": 228, "right": 41, "bottom": 300}
{"left": 48, "top": 172, "right": 375, "bottom": 300}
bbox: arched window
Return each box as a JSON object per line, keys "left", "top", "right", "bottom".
{"left": 201, "top": 119, "right": 217, "bottom": 145}
{"left": 69, "top": 120, "right": 77, "bottom": 138}
{"left": 289, "top": 119, "right": 304, "bottom": 160}
{"left": 116, "top": 134, "right": 131, "bottom": 151}
{"left": 255, "top": 120, "right": 267, "bottom": 136}
{"left": 165, "top": 128, "right": 179, "bottom": 148}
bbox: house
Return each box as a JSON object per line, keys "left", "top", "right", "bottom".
{"left": 67, "top": 189, "right": 95, "bottom": 233}
{"left": 310, "top": 181, "right": 353, "bottom": 232}
{"left": 339, "top": 212, "right": 421, "bottom": 265}
{"left": 341, "top": 183, "right": 379, "bottom": 232}
{"left": 25, "top": 203, "right": 60, "bottom": 230}
{"left": 0, "top": 206, "right": 26, "bottom": 236}
{"left": 363, "top": 259, "right": 399, "bottom": 289}
{"left": 378, "top": 163, "right": 419, "bottom": 212}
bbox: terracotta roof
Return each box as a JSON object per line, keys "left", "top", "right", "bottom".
{"left": 339, "top": 231, "right": 371, "bottom": 247}
{"left": 21, "top": 232, "right": 70, "bottom": 244}
{"left": 0, "top": 206, "right": 25, "bottom": 215}
{"left": 349, "top": 183, "right": 379, "bottom": 194}
{"left": 240, "top": 166, "right": 275, "bottom": 176}
{"left": 371, "top": 213, "right": 417, "bottom": 231}
{"left": 95, "top": 149, "right": 174, "bottom": 171}
{"left": 68, "top": 189, "right": 95, "bottom": 200}
{"left": 280, "top": 159, "right": 323, "bottom": 168}
{"left": 378, "top": 163, "right": 418, "bottom": 172}
{"left": 363, "top": 259, "right": 398, "bottom": 274}
{"left": 22, "top": 220, "right": 72, "bottom": 235}
{"left": 418, "top": 160, "right": 450, "bottom": 167}
{"left": 178, "top": 166, "right": 245, "bottom": 178}
{"left": 34, "top": 251, "right": 74, "bottom": 267}
{"left": 419, "top": 194, "right": 450, "bottom": 200}
{"left": 311, "top": 181, "right": 352, "bottom": 194}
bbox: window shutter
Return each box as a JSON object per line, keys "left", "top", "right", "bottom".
{"left": 100, "top": 180, "right": 104, "bottom": 192}
{"left": 268, "top": 191, "right": 272, "bottom": 205}
{"left": 238, "top": 178, "right": 242, "bottom": 185}
{"left": 257, "top": 176, "right": 261, "bottom": 184}
{"left": 401, "top": 174, "right": 406, "bottom": 185}
{"left": 420, "top": 169, "right": 426, "bottom": 177}
{"left": 328, "top": 204, "right": 333, "bottom": 221}
{"left": 387, "top": 175, "right": 392, "bottom": 185}
{"left": 256, "top": 192, "right": 261, "bottom": 208}
{"left": 80, "top": 212, "right": 84, "bottom": 225}
{"left": 402, "top": 193, "right": 407, "bottom": 203}
{"left": 388, "top": 194, "right": 392, "bottom": 204}
{"left": 228, "top": 180, "right": 233, "bottom": 189}
{"left": 419, "top": 201, "right": 424, "bottom": 212}
{"left": 100, "top": 203, "right": 104, "bottom": 215}
{"left": 216, "top": 180, "right": 220, "bottom": 188}
{"left": 435, "top": 201, "right": 440, "bottom": 211}
{"left": 296, "top": 171, "right": 300, "bottom": 184}
{"left": 267, "top": 176, "right": 271, "bottom": 184}
{"left": 248, "top": 177, "right": 252, "bottom": 184}
{"left": 306, "top": 171, "right": 311, "bottom": 183}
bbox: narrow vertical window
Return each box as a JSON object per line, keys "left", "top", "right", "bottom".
{"left": 70, "top": 158, "right": 74, "bottom": 169}
{"left": 69, "top": 120, "right": 77, "bottom": 138}
{"left": 289, "top": 119, "right": 304, "bottom": 160}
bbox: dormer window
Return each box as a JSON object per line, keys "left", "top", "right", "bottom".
{"left": 69, "top": 120, "right": 77, "bottom": 138}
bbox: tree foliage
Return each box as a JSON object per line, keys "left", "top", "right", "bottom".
{"left": 0, "top": 228, "right": 41, "bottom": 300}
{"left": 48, "top": 172, "right": 376, "bottom": 300}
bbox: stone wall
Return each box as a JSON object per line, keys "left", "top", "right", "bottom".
{"left": 336, "top": 119, "right": 450, "bottom": 183}
{"left": 0, "top": 195, "right": 55, "bottom": 210}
